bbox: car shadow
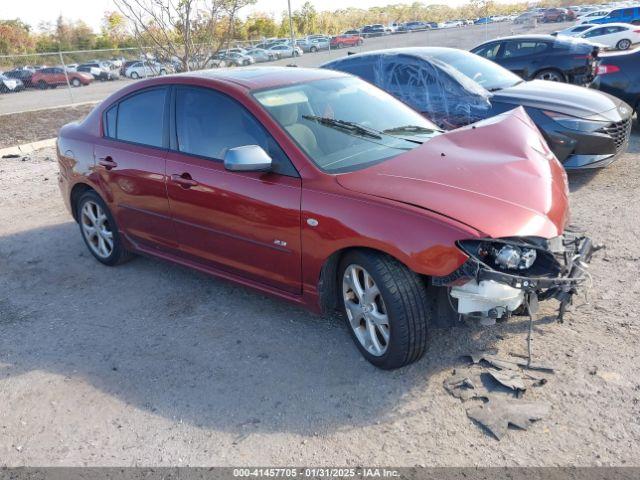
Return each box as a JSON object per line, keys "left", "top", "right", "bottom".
{"left": 0, "top": 222, "right": 556, "bottom": 436}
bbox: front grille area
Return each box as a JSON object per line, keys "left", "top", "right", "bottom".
{"left": 598, "top": 118, "right": 632, "bottom": 153}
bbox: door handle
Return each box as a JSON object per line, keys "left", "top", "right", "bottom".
{"left": 98, "top": 156, "right": 117, "bottom": 170}
{"left": 170, "top": 173, "right": 198, "bottom": 188}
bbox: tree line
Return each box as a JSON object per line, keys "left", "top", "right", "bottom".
{"left": 0, "top": 0, "right": 591, "bottom": 58}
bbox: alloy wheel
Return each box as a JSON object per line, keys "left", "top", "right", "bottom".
{"left": 80, "top": 201, "right": 114, "bottom": 259}
{"left": 342, "top": 264, "right": 390, "bottom": 357}
{"left": 536, "top": 70, "right": 563, "bottom": 82}
{"left": 617, "top": 39, "right": 631, "bottom": 50}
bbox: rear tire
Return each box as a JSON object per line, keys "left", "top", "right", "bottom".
{"left": 37, "top": 80, "right": 48, "bottom": 89}
{"left": 339, "top": 250, "right": 431, "bottom": 369}
{"left": 131, "top": 71, "right": 139, "bottom": 79}
{"left": 534, "top": 69, "right": 565, "bottom": 82}
{"left": 616, "top": 39, "right": 632, "bottom": 50}
{"left": 76, "top": 191, "right": 133, "bottom": 266}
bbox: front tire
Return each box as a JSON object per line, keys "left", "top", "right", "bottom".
{"left": 71, "top": 78, "right": 81, "bottom": 87}
{"left": 339, "top": 250, "right": 431, "bottom": 369}
{"left": 77, "top": 191, "right": 133, "bottom": 266}
{"left": 131, "top": 71, "right": 139, "bottom": 79}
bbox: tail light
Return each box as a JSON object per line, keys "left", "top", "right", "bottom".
{"left": 596, "top": 64, "right": 621, "bottom": 75}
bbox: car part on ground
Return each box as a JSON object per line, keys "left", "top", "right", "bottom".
{"left": 591, "top": 49, "right": 640, "bottom": 114}
{"left": 57, "top": 67, "right": 592, "bottom": 369}
{"left": 471, "top": 34, "right": 599, "bottom": 86}
{"left": 321, "top": 47, "right": 632, "bottom": 169}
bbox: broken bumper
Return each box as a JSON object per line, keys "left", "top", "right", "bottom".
{"left": 433, "top": 235, "right": 596, "bottom": 320}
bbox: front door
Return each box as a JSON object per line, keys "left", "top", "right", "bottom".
{"left": 166, "top": 85, "right": 302, "bottom": 294}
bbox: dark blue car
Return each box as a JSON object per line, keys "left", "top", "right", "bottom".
{"left": 589, "top": 6, "right": 640, "bottom": 25}
{"left": 321, "top": 47, "right": 633, "bottom": 169}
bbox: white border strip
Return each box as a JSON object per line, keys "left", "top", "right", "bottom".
{"left": 0, "top": 100, "right": 99, "bottom": 117}
{"left": 0, "top": 138, "right": 56, "bottom": 157}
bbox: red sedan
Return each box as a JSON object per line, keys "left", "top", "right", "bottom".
{"left": 57, "top": 67, "right": 592, "bottom": 369}
{"left": 330, "top": 34, "right": 364, "bottom": 49}
{"left": 31, "top": 67, "right": 93, "bottom": 89}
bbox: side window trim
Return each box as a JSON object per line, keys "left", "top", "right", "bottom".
{"left": 100, "top": 86, "right": 170, "bottom": 151}
{"left": 169, "top": 83, "right": 299, "bottom": 178}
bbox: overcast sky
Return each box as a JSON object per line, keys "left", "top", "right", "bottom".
{"left": 2, "top": 0, "right": 515, "bottom": 31}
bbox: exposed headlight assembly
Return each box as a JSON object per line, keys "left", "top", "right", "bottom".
{"left": 493, "top": 244, "right": 537, "bottom": 270}
{"left": 457, "top": 238, "right": 548, "bottom": 273}
{"left": 542, "top": 110, "right": 606, "bottom": 133}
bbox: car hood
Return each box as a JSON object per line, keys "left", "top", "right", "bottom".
{"left": 492, "top": 79, "right": 625, "bottom": 121}
{"left": 337, "top": 107, "right": 569, "bottom": 239}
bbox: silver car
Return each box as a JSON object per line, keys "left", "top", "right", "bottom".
{"left": 246, "top": 48, "right": 276, "bottom": 63}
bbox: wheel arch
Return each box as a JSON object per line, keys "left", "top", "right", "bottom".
{"left": 69, "top": 183, "right": 97, "bottom": 222}
{"left": 317, "top": 246, "right": 423, "bottom": 316}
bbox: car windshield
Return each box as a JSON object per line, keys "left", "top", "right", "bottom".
{"left": 434, "top": 50, "right": 522, "bottom": 91}
{"left": 254, "top": 77, "right": 441, "bottom": 173}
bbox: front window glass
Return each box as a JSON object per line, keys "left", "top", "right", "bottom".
{"left": 254, "top": 77, "right": 441, "bottom": 173}
{"left": 432, "top": 50, "right": 522, "bottom": 91}
{"left": 175, "top": 86, "right": 296, "bottom": 176}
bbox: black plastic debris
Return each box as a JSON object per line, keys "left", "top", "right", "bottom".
{"left": 2, "top": 154, "right": 20, "bottom": 159}
{"left": 466, "top": 396, "right": 550, "bottom": 440}
{"left": 465, "top": 351, "right": 555, "bottom": 373}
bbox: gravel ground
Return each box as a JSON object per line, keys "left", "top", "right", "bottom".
{"left": 0, "top": 121, "right": 638, "bottom": 466}
{"left": 0, "top": 104, "right": 96, "bottom": 148}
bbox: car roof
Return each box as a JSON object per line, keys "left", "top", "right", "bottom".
{"left": 323, "top": 46, "right": 474, "bottom": 64}
{"left": 481, "top": 34, "right": 559, "bottom": 42}
{"left": 179, "top": 66, "right": 347, "bottom": 90}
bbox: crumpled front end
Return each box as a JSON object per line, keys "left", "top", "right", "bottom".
{"left": 433, "top": 233, "right": 596, "bottom": 322}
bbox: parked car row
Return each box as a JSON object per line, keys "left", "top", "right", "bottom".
{"left": 0, "top": 59, "right": 124, "bottom": 93}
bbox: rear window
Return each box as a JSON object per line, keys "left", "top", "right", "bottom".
{"left": 109, "top": 88, "right": 166, "bottom": 148}
{"left": 104, "top": 105, "right": 117, "bottom": 138}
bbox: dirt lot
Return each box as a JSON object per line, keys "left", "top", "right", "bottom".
{"left": 0, "top": 122, "right": 639, "bottom": 466}
{"left": 0, "top": 104, "right": 96, "bottom": 148}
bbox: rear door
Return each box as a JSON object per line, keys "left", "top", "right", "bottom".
{"left": 499, "top": 40, "right": 550, "bottom": 79}
{"left": 94, "top": 86, "right": 178, "bottom": 251}
{"left": 165, "top": 85, "right": 302, "bottom": 294}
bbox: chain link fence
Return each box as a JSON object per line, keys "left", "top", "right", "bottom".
{"left": 0, "top": 19, "right": 545, "bottom": 116}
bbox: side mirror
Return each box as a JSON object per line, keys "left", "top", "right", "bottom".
{"left": 223, "top": 145, "right": 272, "bottom": 172}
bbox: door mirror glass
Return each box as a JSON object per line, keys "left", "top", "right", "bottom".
{"left": 224, "top": 145, "right": 272, "bottom": 172}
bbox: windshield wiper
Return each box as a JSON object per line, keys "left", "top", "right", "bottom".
{"left": 302, "top": 115, "right": 382, "bottom": 139}
{"left": 382, "top": 125, "right": 443, "bottom": 135}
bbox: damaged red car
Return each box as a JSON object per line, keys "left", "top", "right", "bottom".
{"left": 57, "top": 67, "right": 593, "bottom": 369}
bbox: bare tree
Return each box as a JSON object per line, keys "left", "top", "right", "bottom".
{"left": 114, "top": 0, "right": 255, "bottom": 71}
